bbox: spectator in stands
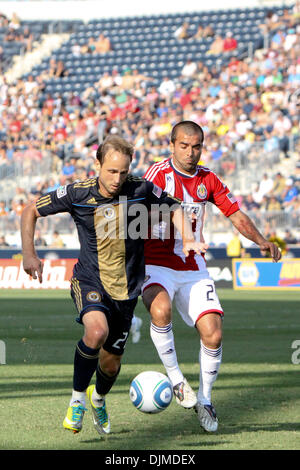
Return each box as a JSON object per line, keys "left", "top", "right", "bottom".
{"left": 94, "top": 33, "right": 111, "bottom": 54}
{"left": 34, "top": 229, "right": 47, "bottom": 247}
{"left": 62, "top": 159, "right": 76, "bottom": 177}
{"left": 21, "top": 26, "right": 33, "bottom": 52}
{"left": 81, "top": 37, "right": 97, "bottom": 54}
{"left": 9, "top": 12, "right": 21, "bottom": 30}
{"left": 283, "top": 228, "right": 298, "bottom": 244}
{"left": 267, "top": 195, "right": 282, "bottom": 212}
{"left": 284, "top": 28, "right": 297, "bottom": 52}
{"left": 181, "top": 59, "right": 197, "bottom": 79}
{"left": 194, "top": 24, "right": 204, "bottom": 39}
{"left": 206, "top": 35, "right": 224, "bottom": 55}
{"left": 97, "top": 110, "right": 110, "bottom": 144}
{"left": 158, "top": 76, "right": 176, "bottom": 100}
{"left": 258, "top": 173, "right": 275, "bottom": 200}
{"left": 174, "top": 21, "right": 191, "bottom": 40}
{"left": 278, "top": 8, "right": 294, "bottom": 29}
{"left": 272, "top": 172, "right": 286, "bottom": 200}
{"left": 259, "top": 10, "right": 281, "bottom": 34}
{"left": 271, "top": 29, "right": 286, "bottom": 50}
{"left": 0, "top": 200, "right": 9, "bottom": 216}
{"left": 121, "top": 68, "right": 135, "bottom": 90}
{"left": 242, "top": 193, "right": 260, "bottom": 212}
{"left": 71, "top": 42, "right": 81, "bottom": 57}
{"left": 48, "top": 59, "right": 69, "bottom": 78}
{"left": 0, "top": 235, "right": 9, "bottom": 247}
{"left": 282, "top": 178, "right": 299, "bottom": 211}
{"left": 0, "top": 12, "right": 8, "bottom": 28}
{"left": 223, "top": 31, "right": 237, "bottom": 53}
{"left": 4, "top": 26, "right": 18, "bottom": 42}
{"left": 273, "top": 111, "right": 292, "bottom": 157}
{"left": 202, "top": 25, "right": 215, "bottom": 38}
{"left": 50, "top": 230, "right": 65, "bottom": 248}
{"left": 226, "top": 229, "right": 242, "bottom": 258}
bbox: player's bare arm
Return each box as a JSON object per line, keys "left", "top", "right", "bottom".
{"left": 229, "top": 210, "right": 281, "bottom": 262}
{"left": 172, "top": 206, "right": 208, "bottom": 257}
{"left": 21, "top": 201, "right": 43, "bottom": 283}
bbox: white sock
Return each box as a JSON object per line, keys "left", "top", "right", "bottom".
{"left": 92, "top": 387, "right": 105, "bottom": 404}
{"left": 70, "top": 390, "right": 86, "bottom": 406}
{"left": 150, "top": 322, "right": 184, "bottom": 387}
{"left": 198, "top": 341, "right": 222, "bottom": 406}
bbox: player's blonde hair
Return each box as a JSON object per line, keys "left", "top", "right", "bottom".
{"left": 96, "top": 135, "right": 134, "bottom": 164}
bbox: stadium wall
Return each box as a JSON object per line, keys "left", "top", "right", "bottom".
{"left": 0, "top": 0, "right": 294, "bottom": 21}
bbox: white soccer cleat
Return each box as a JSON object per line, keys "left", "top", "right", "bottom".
{"left": 131, "top": 316, "right": 143, "bottom": 344}
{"left": 173, "top": 378, "right": 197, "bottom": 408}
{"left": 194, "top": 403, "right": 218, "bottom": 432}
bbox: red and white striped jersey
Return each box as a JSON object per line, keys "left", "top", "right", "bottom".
{"left": 143, "top": 158, "right": 239, "bottom": 271}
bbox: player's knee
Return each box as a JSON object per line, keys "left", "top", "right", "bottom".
{"left": 84, "top": 326, "right": 108, "bottom": 349}
{"left": 151, "top": 304, "right": 172, "bottom": 327}
{"left": 101, "top": 356, "right": 121, "bottom": 377}
{"left": 202, "top": 328, "right": 222, "bottom": 349}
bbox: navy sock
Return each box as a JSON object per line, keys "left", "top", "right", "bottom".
{"left": 73, "top": 339, "right": 100, "bottom": 392}
{"left": 95, "top": 364, "right": 121, "bottom": 396}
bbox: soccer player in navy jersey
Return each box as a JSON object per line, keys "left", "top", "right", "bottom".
{"left": 21, "top": 135, "right": 207, "bottom": 436}
{"left": 142, "top": 121, "right": 281, "bottom": 431}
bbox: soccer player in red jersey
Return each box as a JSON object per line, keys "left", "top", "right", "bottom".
{"left": 142, "top": 121, "right": 281, "bottom": 432}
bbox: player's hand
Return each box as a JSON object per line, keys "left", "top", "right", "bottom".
{"left": 22, "top": 255, "right": 43, "bottom": 283}
{"left": 259, "top": 241, "right": 281, "bottom": 262}
{"left": 182, "top": 241, "right": 209, "bottom": 257}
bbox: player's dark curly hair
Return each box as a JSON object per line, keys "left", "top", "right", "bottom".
{"left": 170, "top": 121, "right": 204, "bottom": 144}
{"left": 96, "top": 135, "right": 134, "bottom": 164}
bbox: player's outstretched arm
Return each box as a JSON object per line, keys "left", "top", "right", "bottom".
{"left": 229, "top": 209, "right": 281, "bottom": 262}
{"left": 21, "top": 202, "right": 43, "bottom": 283}
{"left": 172, "top": 206, "right": 209, "bottom": 257}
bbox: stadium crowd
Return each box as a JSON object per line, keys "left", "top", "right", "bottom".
{"left": 0, "top": 6, "right": 299, "bottom": 246}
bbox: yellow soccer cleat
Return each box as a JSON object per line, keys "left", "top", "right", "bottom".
{"left": 86, "top": 385, "right": 111, "bottom": 435}
{"left": 63, "top": 401, "right": 87, "bottom": 433}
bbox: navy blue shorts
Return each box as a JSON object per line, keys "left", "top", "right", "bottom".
{"left": 70, "top": 277, "right": 138, "bottom": 355}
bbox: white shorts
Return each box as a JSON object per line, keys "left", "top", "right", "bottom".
{"left": 142, "top": 265, "right": 224, "bottom": 327}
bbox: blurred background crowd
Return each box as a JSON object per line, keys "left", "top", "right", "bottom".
{"left": 0, "top": 1, "right": 299, "bottom": 251}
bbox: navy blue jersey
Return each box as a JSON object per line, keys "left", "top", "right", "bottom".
{"left": 36, "top": 176, "right": 179, "bottom": 300}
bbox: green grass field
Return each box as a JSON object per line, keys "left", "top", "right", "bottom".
{"left": 0, "top": 288, "right": 299, "bottom": 451}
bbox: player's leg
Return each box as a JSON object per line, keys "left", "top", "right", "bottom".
{"left": 142, "top": 277, "right": 197, "bottom": 408}
{"left": 175, "top": 275, "right": 223, "bottom": 430}
{"left": 86, "top": 349, "right": 122, "bottom": 435}
{"left": 86, "top": 296, "right": 137, "bottom": 435}
{"left": 64, "top": 278, "right": 110, "bottom": 433}
{"left": 194, "top": 312, "right": 222, "bottom": 432}
{"left": 196, "top": 312, "right": 223, "bottom": 406}
{"left": 63, "top": 308, "right": 109, "bottom": 433}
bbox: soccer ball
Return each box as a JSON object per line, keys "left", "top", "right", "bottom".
{"left": 129, "top": 371, "right": 173, "bottom": 414}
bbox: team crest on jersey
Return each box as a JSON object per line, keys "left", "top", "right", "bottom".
{"left": 57, "top": 185, "right": 67, "bottom": 198}
{"left": 196, "top": 184, "right": 207, "bottom": 199}
{"left": 104, "top": 207, "right": 115, "bottom": 219}
{"left": 86, "top": 291, "right": 102, "bottom": 302}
